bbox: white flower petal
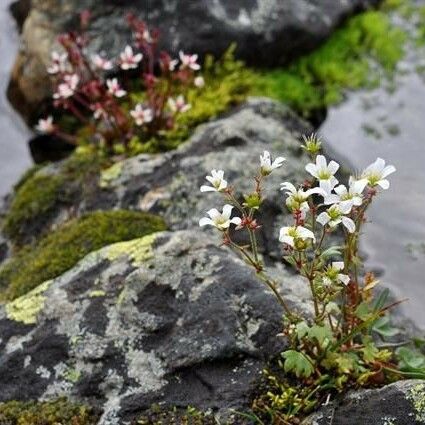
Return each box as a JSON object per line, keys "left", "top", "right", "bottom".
{"left": 317, "top": 212, "right": 330, "bottom": 226}
{"left": 342, "top": 217, "right": 356, "bottom": 233}
{"left": 199, "top": 217, "right": 213, "bottom": 227}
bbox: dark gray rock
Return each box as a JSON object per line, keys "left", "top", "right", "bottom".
{"left": 303, "top": 380, "right": 425, "bottom": 425}
{"left": 0, "top": 229, "right": 305, "bottom": 423}
{"left": 8, "top": 0, "right": 380, "bottom": 121}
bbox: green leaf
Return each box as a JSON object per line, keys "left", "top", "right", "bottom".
{"left": 373, "top": 288, "right": 390, "bottom": 312}
{"left": 282, "top": 350, "right": 315, "bottom": 378}
{"left": 308, "top": 325, "right": 333, "bottom": 346}
{"left": 355, "top": 302, "right": 371, "bottom": 321}
{"left": 372, "top": 316, "right": 399, "bottom": 338}
{"left": 320, "top": 246, "right": 343, "bottom": 259}
{"left": 296, "top": 321, "right": 310, "bottom": 339}
{"left": 396, "top": 347, "right": 425, "bottom": 371}
{"left": 361, "top": 336, "right": 379, "bottom": 363}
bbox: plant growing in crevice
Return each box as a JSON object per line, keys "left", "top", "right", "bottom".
{"left": 36, "top": 11, "right": 202, "bottom": 153}
{"left": 198, "top": 134, "right": 419, "bottom": 423}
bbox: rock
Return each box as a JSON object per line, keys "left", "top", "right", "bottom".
{"left": 8, "top": 0, "right": 380, "bottom": 122}
{"left": 29, "top": 134, "right": 75, "bottom": 164}
{"left": 4, "top": 98, "right": 313, "bottom": 254}
{"left": 0, "top": 229, "right": 308, "bottom": 423}
{"left": 304, "top": 380, "right": 425, "bottom": 425}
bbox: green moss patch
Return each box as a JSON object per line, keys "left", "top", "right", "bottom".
{"left": 0, "top": 210, "right": 166, "bottom": 301}
{"left": 0, "top": 398, "right": 98, "bottom": 425}
{"left": 253, "top": 10, "right": 406, "bottom": 116}
{"left": 2, "top": 151, "right": 106, "bottom": 246}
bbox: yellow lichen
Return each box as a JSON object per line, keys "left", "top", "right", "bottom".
{"left": 5, "top": 280, "right": 52, "bottom": 324}
{"left": 407, "top": 383, "right": 425, "bottom": 422}
{"left": 89, "top": 290, "right": 106, "bottom": 298}
{"left": 105, "top": 233, "right": 158, "bottom": 266}
{"left": 99, "top": 162, "right": 124, "bottom": 188}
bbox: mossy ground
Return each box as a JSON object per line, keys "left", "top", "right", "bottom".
{"left": 0, "top": 398, "right": 99, "bottom": 425}
{"left": 0, "top": 210, "right": 166, "bottom": 301}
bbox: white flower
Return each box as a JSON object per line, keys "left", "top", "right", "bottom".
{"left": 260, "top": 151, "right": 286, "bottom": 176}
{"left": 323, "top": 262, "right": 350, "bottom": 286}
{"left": 35, "top": 116, "right": 55, "bottom": 134}
{"left": 305, "top": 155, "right": 339, "bottom": 194}
{"left": 279, "top": 225, "right": 315, "bottom": 248}
{"left": 281, "top": 182, "right": 326, "bottom": 213}
{"left": 179, "top": 51, "right": 201, "bottom": 71}
{"left": 106, "top": 78, "right": 127, "bottom": 98}
{"left": 168, "top": 95, "right": 191, "bottom": 113}
{"left": 200, "top": 169, "right": 227, "bottom": 192}
{"left": 199, "top": 205, "right": 241, "bottom": 230}
{"left": 91, "top": 54, "right": 113, "bottom": 70}
{"left": 47, "top": 51, "right": 68, "bottom": 74}
{"left": 324, "top": 177, "right": 368, "bottom": 209}
{"left": 130, "top": 104, "right": 153, "bottom": 126}
{"left": 120, "top": 45, "right": 143, "bottom": 70}
{"left": 194, "top": 76, "right": 205, "bottom": 88}
{"left": 361, "top": 158, "right": 396, "bottom": 190}
{"left": 317, "top": 203, "right": 355, "bottom": 233}
{"left": 53, "top": 74, "right": 79, "bottom": 99}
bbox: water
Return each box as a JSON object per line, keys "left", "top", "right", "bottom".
{"left": 320, "top": 42, "right": 425, "bottom": 327}
{"left": 0, "top": 0, "right": 32, "bottom": 199}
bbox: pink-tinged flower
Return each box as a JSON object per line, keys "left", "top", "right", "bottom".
{"left": 194, "top": 76, "right": 205, "bottom": 88}
{"left": 120, "top": 45, "right": 143, "bottom": 70}
{"left": 35, "top": 116, "right": 55, "bottom": 134}
{"left": 106, "top": 78, "right": 127, "bottom": 98}
{"left": 53, "top": 74, "right": 79, "bottom": 99}
{"left": 169, "top": 59, "right": 179, "bottom": 71}
{"left": 92, "top": 103, "right": 107, "bottom": 120}
{"left": 142, "top": 29, "right": 153, "bottom": 43}
{"left": 91, "top": 54, "right": 113, "bottom": 70}
{"left": 179, "top": 51, "right": 201, "bottom": 71}
{"left": 130, "top": 104, "right": 153, "bottom": 126}
{"left": 168, "top": 95, "right": 191, "bottom": 113}
{"left": 199, "top": 204, "right": 241, "bottom": 230}
{"left": 200, "top": 169, "right": 227, "bottom": 192}
{"left": 47, "top": 51, "right": 68, "bottom": 74}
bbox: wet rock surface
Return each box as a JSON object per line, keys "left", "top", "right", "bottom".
{"left": 304, "top": 380, "right": 425, "bottom": 425}
{"left": 8, "top": 0, "right": 380, "bottom": 121}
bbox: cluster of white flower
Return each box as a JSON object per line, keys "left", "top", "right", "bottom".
{"left": 199, "top": 146, "right": 396, "bottom": 287}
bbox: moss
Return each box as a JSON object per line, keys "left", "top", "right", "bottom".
{"left": 2, "top": 173, "right": 66, "bottom": 244}
{"left": 0, "top": 398, "right": 98, "bottom": 425}
{"left": 2, "top": 150, "right": 106, "bottom": 246}
{"left": 0, "top": 210, "right": 166, "bottom": 301}
{"left": 137, "top": 405, "right": 228, "bottom": 425}
{"left": 252, "top": 10, "right": 406, "bottom": 117}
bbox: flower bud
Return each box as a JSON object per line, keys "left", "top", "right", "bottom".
{"left": 243, "top": 193, "right": 262, "bottom": 209}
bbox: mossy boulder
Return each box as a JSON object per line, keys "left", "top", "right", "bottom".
{"left": 0, "top": 210, "right": 166, "bottom": 301}
{"left": 0, "top": 230, "right": 297, "bottom": 423}
{"left": 1, "top": 98, "right": 313, "bottom": 264}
